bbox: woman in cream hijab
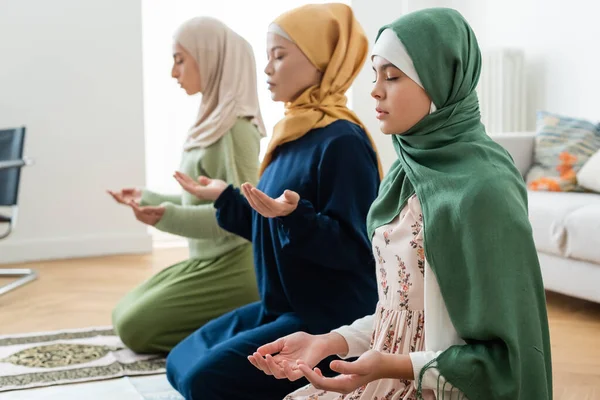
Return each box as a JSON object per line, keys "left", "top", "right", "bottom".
{"left": 168, "top": 3, "right": 382, "bottom": 399}
{"left": 108, "top": 17, "right": 265, "bottom": 354}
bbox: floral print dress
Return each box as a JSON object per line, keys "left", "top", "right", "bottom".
{"left": 284, "top": 195, "right": 434, "bottom": 400}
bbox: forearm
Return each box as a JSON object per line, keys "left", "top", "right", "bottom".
{"left": 141, "top": 189, "right": 182, "bottom": 206}
{"left": 381, "top": 353, "right": 415, "bottom": 380}
{"left": 316, "top": 332, "right": 350, "bottom": 359}
{"left": 214, "top": 185, "right": 253, "bottom": 241}
{"left": 277, "top": 200, "right": 372, "bottom": 271}
{"left": 331, "top": 314, "right": 375, "bottom": 358}
{"left": 154, "top": 203, "right": 230, "bottom": 240}
{"left": 410, "top": 350, "right": 464, "bottom": 395}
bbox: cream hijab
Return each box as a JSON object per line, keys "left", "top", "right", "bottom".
{"left": 174, "top": 17, "right": 266, "bottom": 150}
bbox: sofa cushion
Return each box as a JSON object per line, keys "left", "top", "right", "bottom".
{"left": 577, "top": 149, "right": 600, "bottom": 193}
{"left": 526, "top": 111, "right": 600, "bottom": 192}
{"left": 564, "top": 201, "right": 600, "bottom": 263}
{"left": 528, "top": 191, "right": 600, "bottom": 259}
{"left": 489, "top": 132, "right": 535, "bottom": 177}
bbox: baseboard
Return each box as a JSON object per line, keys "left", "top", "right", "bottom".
{"left": 148, "top": 227, "right": 187, "bottom": 249}
{"left": 0, "top": 233, "right": 153, "bottom": 264}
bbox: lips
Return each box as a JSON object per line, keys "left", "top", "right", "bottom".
{"left": 376, "top": 107, "right": 388, "bottom": 120}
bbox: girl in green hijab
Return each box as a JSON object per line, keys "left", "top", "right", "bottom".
{"left": 248, "top": 8, "right": 552, "bottom": 400}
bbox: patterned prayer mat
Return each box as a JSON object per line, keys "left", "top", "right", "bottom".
{"left": 0, "top": 327, "right": 166, "bottom": 392}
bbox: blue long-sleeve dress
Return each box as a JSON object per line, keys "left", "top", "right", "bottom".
{"left": 166, "top": 120, "right": 380, "bottom": 400}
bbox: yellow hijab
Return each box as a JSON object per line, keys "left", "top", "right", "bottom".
{"left": 260, "top": 3, "right": 383, "bottom": 177}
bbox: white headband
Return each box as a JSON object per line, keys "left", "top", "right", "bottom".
{"left": 267, "top": 23, "right": 293, "bottom": 43}
{"left": 372, "top": 28, "right": 436, "bottom": 113}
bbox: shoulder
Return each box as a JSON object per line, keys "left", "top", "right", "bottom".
{"left": 312, "top": 121, "right": 379, "bottom": 179}
{"left": 207, "top": 118, "right": 261, "bottom": 156}
{"left": 202, "top": 118, "right": 261, "bottom": 171}
{"left": 314, "top": 120, "right": 374, "bottom": 154}
{"left": 228, "top": 118, "right": 263, "bottom": 143}
{"left": 318, "top": 120, "right": 369, "bottom": 141}
{"left": 460, "top": 173, "right": 529, "bottom": 223}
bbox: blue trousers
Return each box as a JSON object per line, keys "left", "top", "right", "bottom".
{"left": 166, "top": 302, "right": 336, "bottom": 400}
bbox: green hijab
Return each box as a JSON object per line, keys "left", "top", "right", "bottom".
{"left": 367, "top": 8, "right": 552, "bottom": 400}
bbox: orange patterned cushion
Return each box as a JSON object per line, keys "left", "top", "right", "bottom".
{"left": 526, "top": 111, "right": 600, "bottom": 192}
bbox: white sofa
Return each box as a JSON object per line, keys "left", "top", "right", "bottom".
{"left": 491, "top": 132, "right": 600, "bottom": 303}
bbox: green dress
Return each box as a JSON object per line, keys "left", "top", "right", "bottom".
{"left": 112, "top": 118, "right": 261, "bottom": 353}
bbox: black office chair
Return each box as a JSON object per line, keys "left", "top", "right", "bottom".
{"left": 0, "top": 127, "right": 37, "bottom": 295}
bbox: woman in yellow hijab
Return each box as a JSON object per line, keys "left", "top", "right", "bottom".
{"left": 168, "top": 4, "right": 381, "bottom": 399}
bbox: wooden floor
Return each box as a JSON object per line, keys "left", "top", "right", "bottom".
{"left": 1, "top": 248, "right": 599, "bottom": 398}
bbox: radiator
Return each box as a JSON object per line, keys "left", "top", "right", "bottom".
{"left": 476, "top": 49, "right": 527, "bottom": 133}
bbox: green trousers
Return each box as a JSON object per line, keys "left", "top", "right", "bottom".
{"left": 112, "top": 244, "right": 258, "bottom": 353}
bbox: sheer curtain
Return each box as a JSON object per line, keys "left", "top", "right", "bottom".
{"left": 141, "top": 0, "right": 349, "bottom": 245}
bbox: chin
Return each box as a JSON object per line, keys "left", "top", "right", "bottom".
{"left": 379, "top": 122, "right": 394, "bottom": 135}
{"left": 270, "top": 92, "right": 285, "bottom": 102}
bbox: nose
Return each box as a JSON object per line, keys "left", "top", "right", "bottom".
{"left": 264, "top": 60, "right": 273, "bottom": 76}
{"left": 371, "top": 83, "right": 383, "bottom": 100}
{"left": 171, "top": 65, "right": 178, "bottom": 79}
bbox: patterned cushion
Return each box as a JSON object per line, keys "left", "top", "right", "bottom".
{"left": 577, "top": 149, "right": 600, "bottom": 193}
{"left": 526, "top": 111, "right": 600, "bottom": 192}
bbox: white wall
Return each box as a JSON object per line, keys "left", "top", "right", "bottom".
{"left": 0, "top": 0, "right": 152, "bottom": 264}
{"left": 351, "top": 0, "right": 600, "bottom": 170}
{"left": 467, "top": 0, "right": 600, "bottom": 126}
{"left": 350, "top": 0, "right": 406, "bottom": 172}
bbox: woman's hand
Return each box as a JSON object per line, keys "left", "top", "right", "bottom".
{"left": 107, "top": 188, "right": 141, "bottom": 206}
{"left": 241, "top": 183, "right": 299, "bottom": 218}
{"left": 297, "top": 350, "right": 414, "bottom": 394}
{"left": 173, "top": 171, "right": 228, "bottom": 201}
{"left": 248, "top": 332, "right": 348, "bottom": 382}
{"left": 129, "top": 201, "right": 165, "bottom": 226}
